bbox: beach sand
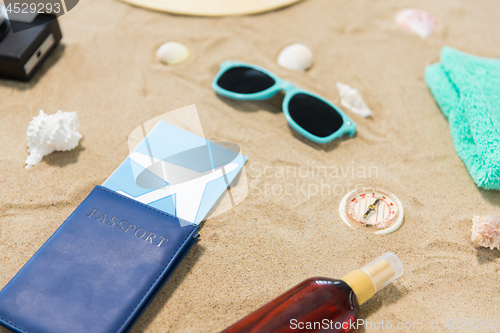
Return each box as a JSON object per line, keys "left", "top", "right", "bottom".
{"left": 1, "top": 0, "right": 500, "bottom": 332}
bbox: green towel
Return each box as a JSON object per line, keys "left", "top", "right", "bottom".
{"left": 425, "top": 47, "right": 500, "bottom": 190}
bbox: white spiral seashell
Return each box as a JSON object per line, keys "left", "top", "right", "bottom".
{"left": 336, "top": 82, "right": 373, "bottom": 118}
{"left": 277, "top": 43, "right": 313, "bottom": 71}
{"left": 471, "top": 215, "right": 500, "bottom": 250}
{"left": 25, "top": 110, "right": 83, "bottom": 168}
{"left": 156, "top": 42, "right": 190, "bottom": 65}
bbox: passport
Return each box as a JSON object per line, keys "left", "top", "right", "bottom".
{"left": 0, "top": 117, "right": 247, "bottom": 333}
{"left": 0, "top": 186, "right": 199, "bottom": 333}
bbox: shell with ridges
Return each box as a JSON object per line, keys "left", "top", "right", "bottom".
{"left": 336, "top": 82, "right": 373, "bottom": 118}
{"left": 25, "top": 110, "right": 83, "bottom": 168}
{"left": 395, "top": 9, "right": 437, "bottom": 39}
{"left": 471, "top": 215, "right": 500, "bottom": 250}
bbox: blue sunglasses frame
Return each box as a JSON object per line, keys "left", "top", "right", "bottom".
{"left": 212, "top": 61, "right": 357, "bottom": 144}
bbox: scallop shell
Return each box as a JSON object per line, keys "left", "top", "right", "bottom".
{"left": 156, "top": 42, "right": 190, "bottom": 65}
{"left": 471, "top": 215, "right": 500, "bottom": 250}
{"left": 25, "top": 110, "right": 83, "bottom": 168}
{"left": 336, "top": 82, "right": 373, "bottom": 118}
{"left": 277, "top": 43, "right": 313, "bottom": 71}
{"left": 395, "top": 9, "right": 437, "bottom": 39}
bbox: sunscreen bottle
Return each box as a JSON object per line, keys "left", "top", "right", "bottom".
{"left": 221, "top": 253, "right": 403, "bottom": 333}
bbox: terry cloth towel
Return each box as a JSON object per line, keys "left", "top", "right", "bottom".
{"left": 425, "top": 46, "right": 500, "bottom": 190}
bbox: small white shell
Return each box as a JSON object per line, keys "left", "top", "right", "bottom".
{"left": 25, "top": 110, "right": 83, "bottom": 168}
{"left": 471, "top": 215, "right": 500, "bottom": 250}
{"left": 277, "top": 43, "right": 313, "bottom": 71}
{"left": 156, "top": 42, "right": 190, "bottom": 65}
{"left": 336, "top": 82, "right": 373, "bottom": 118}
{"left": 395, "top": 9, "right": 437, "bottom": 39}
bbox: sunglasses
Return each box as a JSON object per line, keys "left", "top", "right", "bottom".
{"left": 212, "top": 61, "right": 357, "bottom": 144}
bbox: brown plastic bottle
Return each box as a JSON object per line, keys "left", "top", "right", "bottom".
{"left": 221, "top": 253, "right": 403, "bottom": 333}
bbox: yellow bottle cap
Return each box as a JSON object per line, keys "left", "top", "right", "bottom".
{"left": 341, "top": 253, "right": 403, "bottom": 305}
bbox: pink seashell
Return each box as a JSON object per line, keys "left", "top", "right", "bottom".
{"left": 395, "top": 9, "right": 437, "bottom": 39}
{"left": 471, "top": 215, "right": 500, "bottom": 250}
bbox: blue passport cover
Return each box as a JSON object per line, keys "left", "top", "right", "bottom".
{"left": 0, "top": 186, "right": 199, "bottom": 333}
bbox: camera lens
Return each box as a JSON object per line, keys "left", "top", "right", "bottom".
{"left": 0, "top": 7, "right": 10, "bottom": 41}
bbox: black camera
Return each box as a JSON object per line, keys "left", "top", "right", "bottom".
{"left": 0, "top": 6, "right": 62, "bottom": 81}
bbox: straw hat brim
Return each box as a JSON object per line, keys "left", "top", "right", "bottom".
{"left": 117, "top": 0, "right": 303, "bottom": 16}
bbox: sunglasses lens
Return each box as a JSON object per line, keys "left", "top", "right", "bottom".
{"left": 217, "top": 66, "right": 275, "bottom": 94}
{"left": 288, "top": 93, "right": 344, "bottom": 138}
